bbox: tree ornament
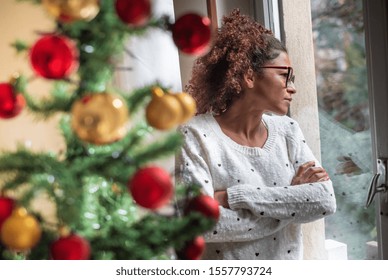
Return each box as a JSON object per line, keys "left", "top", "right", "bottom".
{"left": 29, "top": 34, "right": 79, "bottom": 79}
{"left": 172, "top": 92, "right": 196, "bottom": 123}
{"left": 146, "top": 87, "right": 183, "bottom": 130}
{"left": 0, "top": 82, "right": 25, "bottom": 119}
{"left": 0, "top": 196, "right": 14, "bottom": 229}
{"left": 42, "top": 0, "right": 100, "bottom": 23}
{"left": 176, "top": 236, "right": 205, "bottom": 260}
{"left": 172, "top": 13, "right": 212, "bottom": 55}
{"left": 186, "top": 194, "right": 220, "bottom": 220}
{"left": 115, "top": 0, "right": 151, "bottom": 27}
{"left": 128, "top": 166, "right": 173, "bottom": 209}
{"left": 71, "top": 93, "right": 129, "bottom": 145}
{"left": 0, "top": 207, "right": 41, "bottom": 250}
{"left": 51, "top": 233, "right": 91, "bottom": 260}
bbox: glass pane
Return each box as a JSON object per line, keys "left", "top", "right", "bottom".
{"left": 311, "top": 0, "right": 377, "bottom": 259}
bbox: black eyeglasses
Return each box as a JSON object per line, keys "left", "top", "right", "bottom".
{"left": 259, "top": 66, "right": 295, "bottom": 88}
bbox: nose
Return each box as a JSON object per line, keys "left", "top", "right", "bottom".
{"left": 287, "top": 81, "right": 296, "bottom": 94}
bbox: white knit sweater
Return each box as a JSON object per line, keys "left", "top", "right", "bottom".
{"left": 175, "top": 113, "right": 336, "bottom": 260}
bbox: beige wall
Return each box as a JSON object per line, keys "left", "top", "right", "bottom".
{"left": 0, "top": 0, "right": 63, "bottom": 153}
{"left": 0, "top": 0, "right": 63, "bottom": 223}
{"left": 280, "top": 0, "right": 327, "bottom": 259}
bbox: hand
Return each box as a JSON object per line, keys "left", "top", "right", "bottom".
{"left": 335, "top": 156, "right": 362, "bottom": 176}
{"left": 291, "top": 161, "right": 330, "bottom": 185}
{"left": 214, "top": 190, "right": 229, "bottom": 208}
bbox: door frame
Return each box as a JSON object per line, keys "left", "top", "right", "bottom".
{"left": 363, "top": 0, "right": 388, "bottom": 260}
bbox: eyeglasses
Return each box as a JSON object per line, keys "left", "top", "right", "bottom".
{"left": 259, "top": 66, "right": 295, "bottom": 88}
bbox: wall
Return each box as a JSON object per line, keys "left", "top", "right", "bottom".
{"left": 0, "top": 0, "right": 61, "bottom": 224}
{"left": 173, "top": 0, "right": 254, "bottom": 89}
{"left": 173, "top": 0, "right": 207, "bottom": 89}
{"left": 279, "top": 0, "right": 327, "bottom": 259}
{"left": 114, "top": 0, "right": 182, "bottom": 93}
{"left": 0, "top": 1, "right": 63, "bottom": 153}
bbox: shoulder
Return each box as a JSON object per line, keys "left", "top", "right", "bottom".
{"left": 177, "top": 114, "right": 220, "bottom": 155}
{"left": 264, "top": 114, "right": 303, "bottom": 138}
{"left": 177, "top": 113, "right": 214, "bottom": 135}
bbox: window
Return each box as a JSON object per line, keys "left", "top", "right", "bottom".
{"left": 311, "top": 0, "right": 376, "bottom": 259}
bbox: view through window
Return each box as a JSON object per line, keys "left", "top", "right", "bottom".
{"left": 311, "top": 0, "right": 376, "bottom": 259}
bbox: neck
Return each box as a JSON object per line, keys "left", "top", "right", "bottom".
{"left": 214, "top": 102, "right": 267, "bottom": 147}
{"left": 215, "top": 98, "right": 265, "bottom": 137}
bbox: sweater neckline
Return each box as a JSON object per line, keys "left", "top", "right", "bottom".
{"left": 204, "top": 113, "right": 277, "bottom": 156}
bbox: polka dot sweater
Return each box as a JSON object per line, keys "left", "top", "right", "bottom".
{"left": 175, "top": 113, "right": 337, "bottom": 260}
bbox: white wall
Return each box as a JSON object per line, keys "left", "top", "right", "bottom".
{"left": 114, "top": 0, "right": 182, "bottom": 93}
{"left": 280, "top": 0, "right": 326, "bottom": 259}
{"left": 172, "top": 0, "right": 254, "bottom": 89}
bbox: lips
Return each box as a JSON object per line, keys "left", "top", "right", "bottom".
{"left": 284, "top": 98, "right": 292, "bottom": 102}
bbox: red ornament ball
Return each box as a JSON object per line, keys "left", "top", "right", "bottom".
{"left": 177, "top": 236, "right": 205, "bottom": 260}
{"left": 172, "top": 13, "right": 212, "bottom": 55}
{"left": 29, "top": 35, "right": 79, "bottom": 79}
{"left": 115, "top": 0, "right": 151, "bottom": 26}
{"left": 0, "top": 197, "right": 14, "bottom": 229}
{"left": 128, "top": 166, "right": 173, "bottom": 209}
{"left": 50, "top": 234, "right": 91, "bottom": 260}
{"left": 0, "top": 83, "right": 25, "bottom": 119}
{"left": 186, "top": 194, "right": 220, "bottom": 220}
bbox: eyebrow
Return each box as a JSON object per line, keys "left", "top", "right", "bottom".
{"left": 259, "top": 66, "right": 292, "bottom": 70}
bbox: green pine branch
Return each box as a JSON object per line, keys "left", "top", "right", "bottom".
{"left": 0, "top": 0, "right": 212, "bottom": 261}
{"left": 11, "top": 40, "right": 29, "bottom": 53}
{"left": 16, "top": 0, "right": 41, "bottom": 4}
{"left": 131, "top": 133, "right": 183, "bottom": 167}
{"left": 88, "top": 212, "right": 215, "bottom": 260}
{"left": 22, "top": 84, "right": 76, "bottom": 119}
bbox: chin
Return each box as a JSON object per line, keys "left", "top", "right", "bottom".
{"left": 269, "top": 109, "right": 289, "bottom": 116}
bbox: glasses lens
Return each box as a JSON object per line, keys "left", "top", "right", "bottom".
{"left": 287, "top": 67, "right": 294, "bottom": 87}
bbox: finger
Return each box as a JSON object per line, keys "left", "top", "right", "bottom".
{"left": 317, "top": 176, "right": 330, "bottom": 182}
{"left": 303, "top": 166, "right": 326, "bottom": 179}
{"left": 336, "top": 156, "right": 352, "bottom": 162}
{"left": 296, "top": 161, "right": 316, "bottom": 177}
{"left": 214, "top": 191, "right": 228, "bottom": 207}
{"left": 306, "top": 171, "right": 329, "bottom": 183}
{"left": 213, "top": 191, "right": 224, "bottom": 201}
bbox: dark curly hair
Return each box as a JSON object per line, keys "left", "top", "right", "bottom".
{"left": 186, "top": 9, "right": 287, "bottom": 114}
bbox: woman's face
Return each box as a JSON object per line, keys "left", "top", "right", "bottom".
{"left": 251, "top": 51, "right": 296, "bottom": 115}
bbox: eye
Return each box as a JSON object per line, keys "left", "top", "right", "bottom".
{"left": 281, "top": 73, "right": 288, "bottom": 78}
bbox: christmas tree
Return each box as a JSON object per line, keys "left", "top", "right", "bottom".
{"left": 0, "top": 0, "right": 218, "bottom": 260}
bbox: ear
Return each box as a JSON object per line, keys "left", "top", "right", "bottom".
{"left": 244, "top": 68, "right": 255, "bottom": 89}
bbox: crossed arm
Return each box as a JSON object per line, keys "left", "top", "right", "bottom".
{"left": 214, "top": 161, "right": 330, "bottom": 208}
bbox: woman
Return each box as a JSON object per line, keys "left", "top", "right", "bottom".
{"left": 175, "top": 9, "right": 336, "bottom": 260}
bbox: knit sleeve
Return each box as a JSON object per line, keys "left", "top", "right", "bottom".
{"left": 227, "top": 180, "right": 336, "bottom": 223}
{"left": 227, "top": 119, "right": 337, "bottom": 223}
{"left": 175, "top": 124, "right": 290, "bottom": 243}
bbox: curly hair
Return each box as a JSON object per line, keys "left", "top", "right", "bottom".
{"left": 186, "top": 9, "right": 287, "bottom": 114}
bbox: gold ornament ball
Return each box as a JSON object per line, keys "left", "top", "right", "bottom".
{"left": 0, "top": 207, "right": 42, "bottom": 250}
{"left": 71, "top": 93, "right": 129, "bottom": 145}
{"left": 42, "top": 0, "right": 100, "bottom": 22}
{"left": 172, "top": 92, "right": 196, "bottom": 123}
{"left": 146, "top": 87, "right": 183, "bottom": 130}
